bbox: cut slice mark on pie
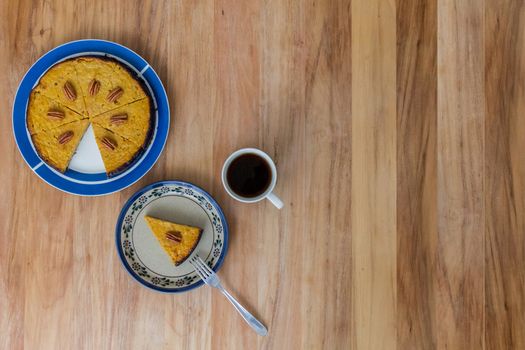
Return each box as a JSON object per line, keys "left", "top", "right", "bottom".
{"left": 27, "top": 91, "right": 87, "bottom": 135}
{"left": 30, "top": 120, "right": 90, "bottom": 172}
{"left": 91, "top": 123, "right": 146, "bottom": 151}
{"left": 91, "top": 98, "right": 152, "bottom": 148}
{"left": 90, "top": 96, "right": 148, "bottom": 119}
{"left": 33, "top": 59, "right": 87, "bottom": 116}
{"left": 74, "top": 56, "right": 120, "bottom": 118}
{"left": 74, "top": 56, "right": 149, "bottom": 118}
{"left": 144, "top": 216, "right": 203, "bottom": 266}
{"left": 91, "top": 124, "right": 144, "bottom": 176}
{"left": 107, "top": 59, "right": 149, "bottom": 100}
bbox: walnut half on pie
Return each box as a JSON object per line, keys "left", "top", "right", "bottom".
{"left": 144, "top": 216, "right": 203, "bottom": 266}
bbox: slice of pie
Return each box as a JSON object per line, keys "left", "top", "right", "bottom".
{"left": 144, "top": 216, "right": 203, "bottom": 266}
{"left": 73, "top": 56, "right": 117, "bottom": 117}
{"left": 27, "top": 91, "right": 86, "bottom": 135}
{"left": 92, "top": 124, "right": 143, "bottom": 176}
{"left": 74, "top": 56, "right": 149, "bottom": 117}
{"left": 91, "top": 97, "right": 152, "bottom": 148}
{"left": 30, "top": 120, "right": 89, "bottom": 172}
{"left": 33, "top": 59, "right": 87, "bottom": 115}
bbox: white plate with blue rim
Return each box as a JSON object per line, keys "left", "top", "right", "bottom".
{"left": 12, "top": 39, "right": 170, "bottom": 196}
{"left": 116, "top": 181, "right": 229, "bottom": 293}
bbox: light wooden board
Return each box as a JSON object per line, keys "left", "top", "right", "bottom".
{"left": 352, "top": 0, "right": 396, "bottom": 348}
{"left": 0, "top": 0, "right": 524, "bottom": 349}
{"left": 437, "top": 1, "right": 485, "bottom": 348}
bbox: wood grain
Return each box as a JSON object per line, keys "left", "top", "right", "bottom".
{"left": 437, "top": 0, "right": 485, "bottom": 348}
{"left": 303, "top": 1, "right": 351, "bottom": 348}
{"left": 1, "top": 0, "right": 525, "bottom": 349}
{"left": 485, "top": 1, "right": 525, "bottom": 349}
{"left": 396, "top": 0, "right": 437, "bottom": 348}
{"left": 352, "top": 0, "right": 396, "bottom": 348}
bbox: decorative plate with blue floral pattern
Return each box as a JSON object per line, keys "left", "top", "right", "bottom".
{"left": 116, "top": 181, "right": 229, "bottom": 293}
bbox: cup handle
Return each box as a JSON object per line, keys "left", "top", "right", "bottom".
{"left": 266, "top": 192, "right": 284, "bottom": 209}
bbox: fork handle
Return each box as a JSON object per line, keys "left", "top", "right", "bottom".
{"left": 218, "top": 285, "right": 268, "bottom": 336}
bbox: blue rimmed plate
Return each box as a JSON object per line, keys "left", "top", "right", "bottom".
{"left": 12, "top": 39, "right": 170, "bottom": 196}
{"left": 116, "top": 181, "right": 229, "bottom": 293}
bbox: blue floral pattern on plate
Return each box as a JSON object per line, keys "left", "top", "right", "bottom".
{"left": 116, "top": 181, "right": 229, "bottom": 293}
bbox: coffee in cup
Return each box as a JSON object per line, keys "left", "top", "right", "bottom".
{"left": 222, "top": 148, "right": 283, "bottom": 209}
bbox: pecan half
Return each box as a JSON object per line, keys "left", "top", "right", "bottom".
{"left": 110, "top": 114, "right": 128, "bottom": 125}
{"left": 47, "top": 110, "right": 65, "bottom": 120}
{"left": 58, "top": 131, "right": 74, "bottom": 144}
{"left": 106, "top": 87, "right": 123, "bottom": 103}
{"left": 166, "top": 231, "right": 182, "bottom": 243}
{"left": 63, "top": 81, "right": 77, "bottom": 101}
{"left": 101, "top": 136, "right": 117, "bottom": 150}
{"left": 88, "top": 79, "right": 101, "bottom": 96}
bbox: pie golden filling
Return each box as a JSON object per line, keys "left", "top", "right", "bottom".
{"left": 144, "top": 216, "right": 203, "bottom": 266}
{"left": 30, "top": 120, "right": 89, "bottom": 172}
{"left": 26, "top": 56, "right": 153, "bottom": 176}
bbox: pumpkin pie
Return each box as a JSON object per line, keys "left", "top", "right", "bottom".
{"left": 92, "top": 124, "right": 144, "bottom": 176}
{"left": 30, "top": 120, "right": 90, "bottom": 172}
{"left": 91, "top": 98, "right": 152, "bottom": 147}
{"left": 74, "top": 56, "right": 149, "bottom": 117}
{"left": 32, "top": 59, "right": 87, "bottom": 115}
{"left": 26, "top": 55, "right": 153, "bottom": 176}
{"left": 144, "top": 216, "right": 203, "bottom": 266}
{"left": 27, "top": 91, "right": 86, "bottom": 134}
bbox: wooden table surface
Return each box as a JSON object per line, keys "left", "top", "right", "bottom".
{"left": 1, "top": 0, "right": 524, "bottom": 349}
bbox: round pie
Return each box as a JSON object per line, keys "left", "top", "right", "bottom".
{"left": 26, "top": 56, "right": 153, "bottom": 176}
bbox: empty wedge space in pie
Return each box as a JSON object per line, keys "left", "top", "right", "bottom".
{"left": 26, "top": 56, "right": 153, "bottom": 176}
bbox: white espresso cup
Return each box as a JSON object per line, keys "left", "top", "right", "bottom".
{"left": 222, "top": 148, "right": 284, "bottom": 209}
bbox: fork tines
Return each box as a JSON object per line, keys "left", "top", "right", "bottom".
{"left": 190, "top": 256, "right": 214, "bottom": 281}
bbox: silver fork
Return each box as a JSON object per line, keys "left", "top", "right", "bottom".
{"left": 190, "top": 255, "right": 268, "bottom": 336}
